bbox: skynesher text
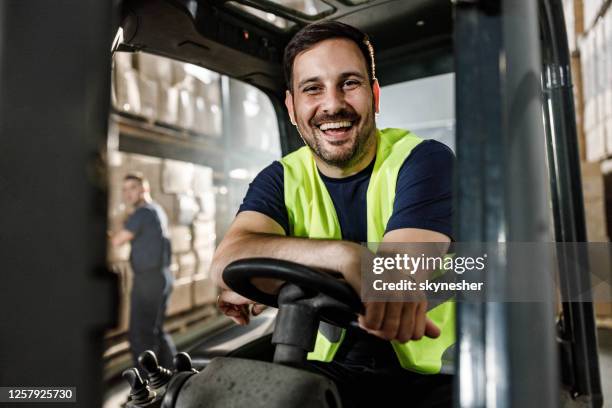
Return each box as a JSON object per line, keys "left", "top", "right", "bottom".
{"left": 373, "top": 279, "right": 484, "bottom": 292}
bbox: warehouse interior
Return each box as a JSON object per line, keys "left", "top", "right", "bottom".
{"left": 100, "top": 0, "right": 612, "bottom": 405}
{"left": 0, "top": 0, "right": 610, "bottom": 407}
{"left": 99, "top": 1, "right": 612, "bottom": 406}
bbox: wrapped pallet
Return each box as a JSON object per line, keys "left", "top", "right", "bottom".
{"left": 596, "top": 18, "right": 608, "bottom": 152}
{"left": 163, "top": 159, "right": 194, "bottom": 194}
{"left": 583, "top": 160, "right": 612, "bottom": 318}
{"left": 114, "top": 68, "right": 141, "bottom": 114}
{"left": 169, "top": 225, "right": 192, "bottom": 254}
{"left": 582, "top": 27, "right": 608, "bottom": 161}
{"left": 138, "top": 73, "right": 159, "bottom": 122}
{"left": 564, "top": 0, "right": 577, "bottom": 52}
{"left": 137, "top": 52, "right": 174, "bottom": 86}
{"left": 158, "top": 86, "right": 180, "bottom": 126}
{"left": 166, "top": 277, "right": 193, "bottom": 316}
{"left": 174, "top": 193, "right": 200, "bottom": 226}
{"left": 605, "top": 10, "right": 612, "bottom": 155}
{"left": 583, "top": 0, "right": 603, "bottom": 31}
{"left": 177, "top": 251, "right": 197, "bottom": 279}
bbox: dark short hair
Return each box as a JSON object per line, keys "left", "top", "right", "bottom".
{"left": 124, "top": 172, "right": 149, "bottom": 188}
{"left": 283, "top": 21, "right": 376, "bottom": 91}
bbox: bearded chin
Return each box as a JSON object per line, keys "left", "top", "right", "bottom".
{"left": 309, "top": 118, "right": 376, "bottom": 168}
{"left": 314, "top": 138, "right": 360, "bottom": 167}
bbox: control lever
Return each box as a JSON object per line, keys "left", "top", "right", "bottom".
{"left": 122, "top": 368, "right": 157, "bottom": 407}
{"left": 139, "top": 350, "right": 173, "bottom": 390}
{"left": 173, "top": 352, "right": 198, "bottom": 373}
{"left": 161, "top": 352, "right": 199, "bottom": 408}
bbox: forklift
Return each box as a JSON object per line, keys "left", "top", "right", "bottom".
{"left": 0, "top": 0, "right": 604, "bottom": 406}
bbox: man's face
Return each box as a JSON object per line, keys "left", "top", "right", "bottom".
{"left": 122, "top": 179, "right": 145, "bottom": 207}
{"left": 285, "top": 38, "right": 380, "bottom": 168}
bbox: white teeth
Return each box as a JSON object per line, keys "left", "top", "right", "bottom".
{"left": 319, "top": 121, "right": 353, "bottom": 131}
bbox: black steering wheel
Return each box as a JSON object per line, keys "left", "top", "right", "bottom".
{"left": 222, "top": 258, "right": 364, "bottom": 328}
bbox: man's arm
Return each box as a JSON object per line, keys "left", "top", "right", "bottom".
{"left": 210, "top": 210, "right": 364, "bottom": 293}
{"left": 210, "top": 212, "right": 446, "bottom": 342}
{"left": 111, "top": 229, "right": 134, "bottom": 247}
{"left": 111, "top": 206, "right": 146, "bottom": 247}
{"left": 358, "top": 227, "right": 449, "bottom": 342}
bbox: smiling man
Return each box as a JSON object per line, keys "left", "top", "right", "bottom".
{"left": 211, "top": 21, "right": 455, "bottom": 407}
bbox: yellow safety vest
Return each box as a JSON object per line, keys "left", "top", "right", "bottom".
{"left": 279, "top": 128, "right": 455, "bottom": 374}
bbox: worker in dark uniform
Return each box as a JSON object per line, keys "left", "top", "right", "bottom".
{"left": 111, "top": 172, "right": 176, "bottom": 372}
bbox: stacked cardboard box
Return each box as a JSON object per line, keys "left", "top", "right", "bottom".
{"left": 581, "top": 25, "right": 607, "bottom": 161}
{"left": 582, "top": 163, "right": 612, "bottom": 317}
{"left": 192, "top": 74, "right": 223, "bottom": 137}
{"left": 113, "top": 52, "right": 148, "bottom": 115}
{"left": 581, "top": 2, "right": 612, "bottom": 161}
{"left": 582, "top": 162, "right": 609, "bottom": 241}
{"left": 605, "top": 10, "right": 612, "bottom": 155}
{"left": 113, "top": 51, "right": 223, "bottom": 132}
{"left": 191, "top": 165, "right": 218, "bottom": 305}
{"left": 578, "top": 4, "right": 612, "bottom": 301}
{"left": 565, "top": 0, "right": 578, "bottom": 52}
{"left": 166, "top": 276, "right": 194, "bottom": 316}
{"left": 583, "top": 0, "right": 604, "bottom": 31}
{"left": 163, "top": 159, "right": 194, "bottom": 194}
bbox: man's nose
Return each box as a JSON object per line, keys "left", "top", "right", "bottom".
{"left": 320, "top": 87, "right": 347, "bottom": 114}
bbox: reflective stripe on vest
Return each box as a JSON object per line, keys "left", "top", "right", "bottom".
{"left": 280, "top": 128, "right": 455, "bottom": 374}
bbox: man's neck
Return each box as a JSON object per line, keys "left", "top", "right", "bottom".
{"left": 314, "top": 132, "right": 378, "bottom": 179}
{"left": 135, "top": 196, "right": 151, "bottom": 207}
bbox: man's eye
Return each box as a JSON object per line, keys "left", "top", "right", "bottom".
{"left": 303, "top": 86, "right": 321, "bottom": 94}
{"left": 343, "top": 80, "right": 360, "bottom": 88}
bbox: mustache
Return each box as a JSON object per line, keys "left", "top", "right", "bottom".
{"left": 310, "top": 110, "right": 359, "bottom": 127}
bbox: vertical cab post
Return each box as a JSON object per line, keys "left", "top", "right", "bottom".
{"left": 454, "top": 0, "right": 559, "bottom": 406}
{"left": 540, "top": 0, "right": 603, "bottom": 405}
{"left": 0, "top": 1, "right": 116, "bottom": 405}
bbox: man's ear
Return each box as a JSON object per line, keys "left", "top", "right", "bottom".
{"left": 285, "top": 90, "right": 296, "bottom": 125}
{"left": 373, "top": 79, "right": 380, "bottom": 114}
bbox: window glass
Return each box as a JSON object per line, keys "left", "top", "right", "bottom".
{"left": 222, "top": 77, "right": 282, "bottom": 232}
{"left": 112, "top": 51, "right": 223, "bottom": 137}
{"left": 377, "top": 73, "right": 455, "bottom": 151}
{"left": 107, "top": 52, "right": 281, "bottom": 349}
{"left": 111, "top": 50, "right": 281, "bottom": 235}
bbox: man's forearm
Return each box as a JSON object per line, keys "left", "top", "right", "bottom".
{"left": 210, "top": 231, "right": 364, "bottom": 292}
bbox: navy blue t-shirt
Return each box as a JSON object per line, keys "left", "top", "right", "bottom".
{"left": 238, "top": 139, "right": 454, "bottom": 242}
{"left": 238, "top": 139, "right": 454, "bottom": 368}
{"left": 125, "top": 201, "right": 172, "bottom": 273}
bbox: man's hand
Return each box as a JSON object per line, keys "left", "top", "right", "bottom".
{"left": 110, "top": 229, "right": 134, "bottom": 247}
{"left": 357, "top": 228, "right": 450, "bottom": 343}
{"left": 217, "top": 289, "right": 265, "bottom": 325}
{"left": 358, "top": 300, "right": 440, "bottom": 343}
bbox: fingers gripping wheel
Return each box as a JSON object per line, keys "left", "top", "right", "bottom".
{"left": 223, "top": 258, "right": 364, "bottom": 366}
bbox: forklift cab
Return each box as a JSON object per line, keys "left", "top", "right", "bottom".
{"left": 0, "top": 0, "right": 604, "bottom": 407}
{"left": 112, "top": 1, "right": 603, "bottom": 406}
